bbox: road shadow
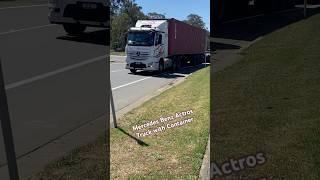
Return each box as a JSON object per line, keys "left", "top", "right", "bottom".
{"left": 213, "top": 6, "right": 320, "bottom": 41}
{"left": 128, "top": 63, "right": 210, "bottom": 79}
{"left": 56, "top": 29, "right": 109, "bottom": 46}
{"left": 117, "top": 127, "right": 149, "bottom": 147}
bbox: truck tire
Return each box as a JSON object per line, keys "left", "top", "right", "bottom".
{"left": 159, "top": 60, "right": 164, "bottom": 73}
{"left": 130, "top": 69, "right": 137, "bottom": 74}
{"left": 63, "top": 24, "right": 86, "bottom": 35}
{"left": 170, "top": 57, "right": 178, "bottom": 72}
{"left": 171, "top": 61, "right": 177, "bottom": 72}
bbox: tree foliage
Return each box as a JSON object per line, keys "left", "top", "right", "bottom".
{"left": 147, "top": 12, "right": 166, "bottom": 19}
{"left": 183, "top": 14, "right": 206, "bottom": 29}
{"left": 111, "top": 0, "right": 147, "bottom": 51}
{"left": 111, "top": 1, "right": 208, "bottom": 51}
{"left": 111, "top": 13, "right": 131, "bottom": 50}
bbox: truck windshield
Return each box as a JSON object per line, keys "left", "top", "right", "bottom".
{"left": 127, "top": 31, "right": 155, "bottom": 46}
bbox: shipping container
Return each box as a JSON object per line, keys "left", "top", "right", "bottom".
{"left": 167, "top": 19, "right": 207, "bottom": 56}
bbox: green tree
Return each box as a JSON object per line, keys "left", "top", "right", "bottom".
{"left": 184, "top": 14, "right": 206, "bottom": 29}
{"left": 110, "top": 0, "right": 121, "bottom": 18}
{"left": 111, "top": 13, "right": 131, "bottom": 51}
{"left": 147, "top": 12, "right": 166, "bottom": 19}
{"left": 110, "top": 0, "right": 147, "bottom": 50}
{"left": 119, "top": 0, "right": 147, "bottom": 25}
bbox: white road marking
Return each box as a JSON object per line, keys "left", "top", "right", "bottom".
{"left": 111, "top": 69, "right": 126, "bottom": 73}
{"left": 110, "top": 55, "right": 127, "bottom": 58}
{"left": 111, "top": 64, "right": 205, "bottom": 91}
{"left": 0, "top": 4, "right": 47, "bottom": 10}
{"left": 5, "top": 55, "right": 107, "bottom": 90}
{"left": 0, "top": 24, "right": 56, "bottom": 36}
{"left": 112, "top": 77, "right": 151, "bottom": 91}
{"left": 111, "top": 62, "right": 126, "bottom": 64}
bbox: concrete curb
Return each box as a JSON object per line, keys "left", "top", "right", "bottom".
{"left": 199, "top": 137, "right": 210, "bottom": 180}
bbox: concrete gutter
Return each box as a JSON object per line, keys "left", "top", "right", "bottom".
{"left": 199, "top": 138, "right": 210, "bottom": 180}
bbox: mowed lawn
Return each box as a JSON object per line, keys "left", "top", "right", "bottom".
{"left": 211, "top": 13, "right": 320, "bottom": 179}
{"left": 111, "top": 67, "right": 210, "bottom": 179}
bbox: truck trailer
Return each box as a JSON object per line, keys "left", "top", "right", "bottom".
{"left": 48, "top": 0, "right": 109, "bottom": 35}
{"left": 125, "top": 18, "right": 208, "bottom": 74}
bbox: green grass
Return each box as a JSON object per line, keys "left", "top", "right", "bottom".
{"left": 30, "top": 67, "right": 210, "bottom": 179}
{"left": 211, "top": 13, "right": 320, "bottom": 179}
{"left": 111, "top": 67, "right": 210, "bottom": 179}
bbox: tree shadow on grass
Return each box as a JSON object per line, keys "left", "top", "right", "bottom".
{"left": 116, "top": 127, "right": 149, "bottom": 147}
{"left": 213, "top": 6, "right": 320, "bottom": 41}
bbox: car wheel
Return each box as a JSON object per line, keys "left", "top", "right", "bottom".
{"left": 130, "top": 69, "right": 137, "bottom": 74}
{"left": 63, "top": 24, "right": 86, "bottom": 35}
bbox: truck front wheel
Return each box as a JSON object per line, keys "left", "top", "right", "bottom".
{"left": 63, "top": 24, "right": 86, "bottom": 35}
{"left": 158, "top": 61, "right": 164, "bottom": 73}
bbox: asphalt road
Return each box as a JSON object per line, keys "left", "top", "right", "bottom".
{"left": 0, "top": 4, "right": 108, "bottom": 179}
{"left": 110, "top": 57, "right": 192, "bottom": 117}
{"left": 0, "top": 3, "right": 201, "bottom": 179}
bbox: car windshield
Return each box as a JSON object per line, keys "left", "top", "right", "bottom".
{"left": 127, "top": 31, "right": 155, "bottom": 46}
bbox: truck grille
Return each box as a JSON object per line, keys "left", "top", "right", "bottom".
{"left": 130, "top": 63, "right": 146, "bottom": 68}
{"left": 63, "top": 2, "right": 108, "bottom": 22}
{"left": 127, "top": 51, "right": 150, "bottom": 61}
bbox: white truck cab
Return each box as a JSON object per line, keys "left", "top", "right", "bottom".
{"left": 48, "top": 0, "right": 109, "bottom": 35}
{"left": 125, "top": 20, "right": 171, "bottom": 73}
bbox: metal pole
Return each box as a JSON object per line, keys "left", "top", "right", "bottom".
{"left": 0, "top": 60, "right": 20, "bottom": 180}
{"left": 304, "top": 0, "right": 307, "bottom": 18}
{"left": 110, "top": 80, "right": 117, "bottom": 128}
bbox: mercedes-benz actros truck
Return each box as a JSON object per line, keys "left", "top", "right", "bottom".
{"left": 125, "top": 18, "right": 208, "bottom": 74}
{"left": 48, "top": 0, "right": 109, "bottom": 35}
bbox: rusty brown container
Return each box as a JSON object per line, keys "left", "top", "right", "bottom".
{"left": 167, "top": 18, "right": 207, "bottom": 56}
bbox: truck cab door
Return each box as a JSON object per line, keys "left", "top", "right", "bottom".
{"left": 154, "top": 33, "right": 164, "bottom": 58}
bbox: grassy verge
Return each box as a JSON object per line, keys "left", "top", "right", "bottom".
{"left": 211, "top": 13, "right": 320, "bottom": 179}
{"left": 31, "top": 67, "right": 209, "bottom": 179}
{"left": 110, "top": 50, "right": 126, "bottom": 56}
{"left": 111, "top": 67, "right": 210, "bottom": 179}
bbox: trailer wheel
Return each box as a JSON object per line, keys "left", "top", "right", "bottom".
{"left": 63, "top": 24, "right": 86, "bottom": 35}
{"left": 176, "top": 58, "right": 181, "bottom": 70}
{"left": 171, "top": 61, "right": 177, "bottom": 72}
